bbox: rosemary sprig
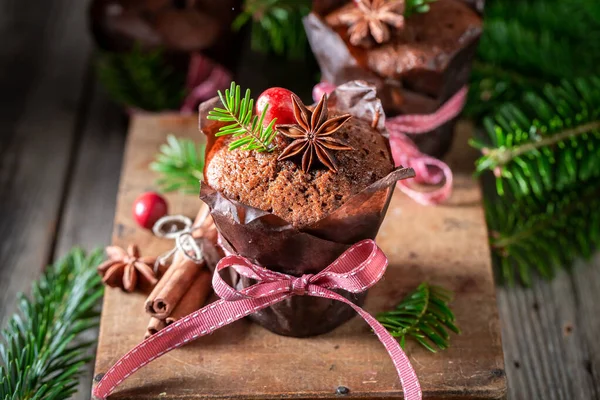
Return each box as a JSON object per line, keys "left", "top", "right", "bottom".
{"left": 150, "top": 135, "right": 205, "bottom": 195}
{"left": 0, "top": 249, "right": 105, "bottom": 399}
{"left": 377, "top": 283, "right": 460, "bottom": 352}
{"left": 207, "top": 82, "right": 278, "bottom": 152}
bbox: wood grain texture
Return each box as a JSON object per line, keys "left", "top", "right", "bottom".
{"left": 93, "top": 116, "right": 506, "bottom": 399}
{"left": 0, "top": 0, "right": 92, "bottom": 328}
{"left": 54, "top": 82, "right": 126, "bottom": 400}
{"left": 498, "top": 256, "right": 600, "bottom": 400}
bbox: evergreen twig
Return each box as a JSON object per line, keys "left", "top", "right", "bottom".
{"left": 233, "top": 0, "right": 312, "bottom": 60}
{"left": 376, "top": 283, "right": 460, "bottom": 352}
{"left": 466, "top": 0, "right": 600, "bottom": 120}
{"left": 470, "top": 77, "right": 600, "bottom": 199}
{"left": 150, "top": 135, "right": 205, "bottom": 195}
{"left": 97, "top": 46, "right": 186, "bottom": 112}
{"left": 468, "top": 0, "right": 600, "bottom": 285}
{"left": 207, "top": 82, "right": 278, "bottom": 152}
{"left": 0, "top": 249, "right": 105, "bottom": 399}
{"left": 487, "top": 181, "right": 600, "bottom": 286}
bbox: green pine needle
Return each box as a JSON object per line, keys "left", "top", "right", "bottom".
{"left": 470, "top": 77, "right": 600, "bottom": 200}
{"left": 233, "top": 0, "right": 312, "bottom": 60}
{"left": 467, "top": 0, "right": 600, "bottom": 285}
{"left": 96, "top": 46, "right": 186, "bottom": 112}
{"left": 376, "top": 283, "right": 460, "bottom": 352}
{"left": 0, "top": 249, "right": 105, "bottom": 400}
{"left": 487, "top": 180, "right": 600, "bottom": 286}
{"left": 466, "top": 0, "right": 600, "bottom": 120}
{"left": 207, "top": 82, "right": 278, "bottom": 153}
{"left": 150, "top": 135, "right": 205, "bottom": 195}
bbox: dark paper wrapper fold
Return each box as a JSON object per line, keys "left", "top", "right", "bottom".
{"left": 199, "top": 82, "right": 415, "bottom": 337}
{"left": 304, "top": 1, "right": 483, "bottom": 157}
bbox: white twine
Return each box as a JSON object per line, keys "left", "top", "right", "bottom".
{"left": 151, "top": 208, "right": 210, "bottom": 272}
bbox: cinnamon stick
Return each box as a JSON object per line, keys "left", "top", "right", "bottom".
{"left": 145, "top": 206, "right": 220, "bottom": 319}
{"left": 165, "top": 268, "right": 212, "bottom": 325}
{"left": 145, "top": 317, "right": 167, "bottom": 339}
{"left": 145, "top": 256, "right": 200, "bottom": 319}
{"left": 144, "top": 268, "right": 212, "bottom": 338}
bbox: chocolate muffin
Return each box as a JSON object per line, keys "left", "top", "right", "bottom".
{"left": 305, "top": 0, "right": 483, "bottom": 157}
{"left": 205, "top": 111, "right": 394, "bottom": 229}
{"left": 200, "top": 82, "right": 415, "bottom": 337}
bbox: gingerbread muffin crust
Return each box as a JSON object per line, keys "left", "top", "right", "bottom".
{"left": 205, "top": 113, "right": 393, "bottom": 229}
{"left": 325, "top": 0, "right": 482, "bottom": 80}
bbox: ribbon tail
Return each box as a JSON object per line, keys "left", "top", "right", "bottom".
{"left": 395, "top": 155, "right": 453, "bottom": 206}
{"left": 92, "top": 293, "right": 289, "bottom": 399}
{"left": 310, "top": 287, "right": 422, "bottom": 400}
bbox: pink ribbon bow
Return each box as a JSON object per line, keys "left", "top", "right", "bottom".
{"left": 92, "top": 240, "right": 422, "bottom": 400}
{"left": 313, "top": 83, "right": 468, "bottom": 206}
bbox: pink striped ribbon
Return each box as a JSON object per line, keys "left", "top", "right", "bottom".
{"left": 92, "top": 240, "right": 422, "bottom": 400}
{"left": 313, "top": 83, "right": 468, "bottom": 206}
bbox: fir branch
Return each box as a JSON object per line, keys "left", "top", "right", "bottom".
{"left": 96, "top": 46, "right": 186, "bottom": 112}
{"left": 207, "top": 82, "right": 278, "bottom": 152}
{"left": 0, "top": 249, "right": 104, "bottom": 399}
{"left": 376, "top": 283, "right": 460, "bottom": 352}
{"left": 150, "top": 135, "right": 205, "bottom": 195}
{"left": 484, "top": 0, "right": 600, "bottom": 48}
{"left": 487, "top": 180, "right": 600, "bottom": 286}
{"left": 467, "top": 0, "right": 600, "bottom": 120}
{"left": 233, "top": 0, "right": 312, "bottom": 60}
{"left": 470, "top": 77, "right": 600, "bottom": 199}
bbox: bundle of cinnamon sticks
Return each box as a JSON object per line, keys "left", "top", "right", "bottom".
{"left": 145, "top": 207, "right": 223, "bottom": 338}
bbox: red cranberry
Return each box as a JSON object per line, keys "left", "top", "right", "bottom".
{"left": 133, "top": 192, "right": 168, "bottom": 230}
{"left": 256, "top": 87, "right": 297, "bottom": 127}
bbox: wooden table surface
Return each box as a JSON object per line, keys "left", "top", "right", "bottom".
{"left": 1, "top": 1, "right": 599, "bottom": 399}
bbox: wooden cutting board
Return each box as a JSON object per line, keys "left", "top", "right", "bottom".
{"left": 93, "top": 114, "right": 506, "bottom": 399}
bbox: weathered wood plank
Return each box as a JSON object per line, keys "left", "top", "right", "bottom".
{"left": 571, "top": 254, "right": 600, "bottom": 398}
{"left": 54, "top": 82, "right": 127, "bottom": 400}
{"left": 496, "top": 254, "right": 600, "bottom": 400}
{"left": 93, "top": 117, "right": 506, "bottom": 399}
{"left": 0, "top": 0, "right": 92, "bottom": 328}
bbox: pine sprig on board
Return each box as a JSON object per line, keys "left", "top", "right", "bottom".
{"left": 376, "top": 283, "right": 460, "bottom": 352}
{"left": 487, "top": 180, "right": 600, "bottom": 286}
{"left": 150, "top": 135, "right": 205, "bottom": 195}
{"left": 233, "top": 0, "right": 312, "bottom": 60}
{"left": 0, "top": 249, "right": 105, "bottom": 399}
{"left": 96, "top": 46, "right": 186, "bottom": 112}
{"left": 207, "top": 82, "right": 278, "bottom": 152}
{"left": 470, "top": 77, "right": 600, "bottom": 199}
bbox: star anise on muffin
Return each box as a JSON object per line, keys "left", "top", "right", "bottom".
{"left": 97, "top": 244, "right": 158, "bottom": 292}
{"left": 338, "top": 0, "right": 405, "bottom": 47}
{"left": 276, "top": 94, "right": 353, "bottom": 173}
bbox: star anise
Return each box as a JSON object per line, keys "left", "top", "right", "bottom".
{"left": 97, "top": 244, "right": 158, "bottom": 292}
{"left": 338, "top": 0, "right": 405, "bottom": 47}
{"left": 276, "top": 94, "right": 353, "bottom": 173}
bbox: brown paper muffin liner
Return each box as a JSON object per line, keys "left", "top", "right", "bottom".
{"left": 199, "top": 82, "right": 415, "bottom": 337}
